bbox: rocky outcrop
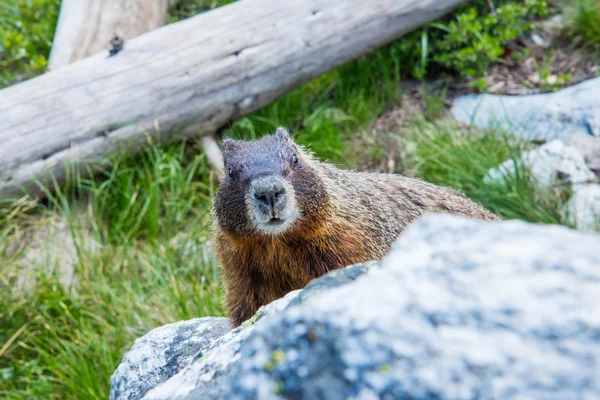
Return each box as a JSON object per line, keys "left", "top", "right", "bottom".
{"left": 111, "top": 214, "right": 600, "bottom": 400}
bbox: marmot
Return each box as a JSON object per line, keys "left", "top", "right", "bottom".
{"left": 212, "top": 127, "right": 499, "bottom": 327}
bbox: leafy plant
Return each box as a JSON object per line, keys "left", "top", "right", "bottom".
{"left": 392, "top": 0, "right": 548, "bottom": 78}
{"left": 431, "top": 0, "right": 548, "bottom": 77}
{"left": 532, "top": 52, "right": 573, "bottom": 91}
{"left": 0, "top": 0, "right": 60, "bottom": 88}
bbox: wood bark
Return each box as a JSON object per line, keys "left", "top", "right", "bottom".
{"left": 0, "top": 0, "right": 468, "bottom": 198}
{"left": 48, "top": 0, "right": 224, "bottom": 176}
{"left": 49, "top": 0, "right": 171, "bottom": 69}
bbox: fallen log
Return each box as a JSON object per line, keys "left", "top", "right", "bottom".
{"left": 49, "top": 0, "right": 171, "bottom": 69}
{"left": 48, "top": 0, "right": 225, "bottom": 177}
{"left": 0, "top": 0, "right": 468, "bottom": 198}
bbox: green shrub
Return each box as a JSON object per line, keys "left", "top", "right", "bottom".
{"left": 433, "top": 0, "right": 548, "bottom": 77}
{"left": 0, "top": 0, "right": 60, "bottom": 88}
{"left": 397, "top": 0, "right": 548, "bottom": 78}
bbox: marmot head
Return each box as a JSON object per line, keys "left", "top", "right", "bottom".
{"left": 213, "top": 127, "right": 328, "bottom": 237}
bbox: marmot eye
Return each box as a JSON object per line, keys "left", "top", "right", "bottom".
{"left": 292, "top": 154, "right": 299, "bottom": 165}
{"left": 228, "top": 168, "right": 234, "bottom": 179}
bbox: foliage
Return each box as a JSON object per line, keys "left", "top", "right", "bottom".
{"left": 560, "top": 0, "right": 600, "bottom": 56}
{"left": 0, "top": 0, "right": 60, "bottom": 88}
{"left": 167, "top": 0, "right": 237, "bottom": 23}
{"left": 398, "top": 0, "right": 548, "bottom": 78}
{"left": 0, "top": 143, "right": 222, "bottom": 399}
{"left": 399, "top": 120, "right": 573, "bottom": 225}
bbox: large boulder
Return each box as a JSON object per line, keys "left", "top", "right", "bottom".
{"left": 111, "top": 214, "right": 600, "bottom": 400}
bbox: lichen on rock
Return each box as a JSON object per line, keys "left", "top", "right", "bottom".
{"left": 109, "top": 317, "right": 230, "bottom": 400}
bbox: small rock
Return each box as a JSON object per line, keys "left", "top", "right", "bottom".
{"left": 546, "top": 74, "right": 558, "bottom": 85}
{"left": 565, "top": 184, "right": 600, "bottom": 232}
{"left": 528, "top": 72, "right": 541, "bottom": 84}
{"left": 538, "top": 15, "right": 565, "bottom": 32}
{"left": 110, "top": 317, "right": 231, "bottom": 400}
{"left": 529, "top": 32, "right": 548, "bottom": 48}
{"left": 484, "top": 139, "right": 596, "bottom": 186}
{"left": 569, "top": 133, "right": 600, "bottom": 171}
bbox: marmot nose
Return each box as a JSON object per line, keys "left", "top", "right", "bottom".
{"left": 254, "top": 184, "right": 285, "bottom": 207}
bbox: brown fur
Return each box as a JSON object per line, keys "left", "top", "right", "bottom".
{"left": 212, "top": 129, "right": 499, "bottom": 327}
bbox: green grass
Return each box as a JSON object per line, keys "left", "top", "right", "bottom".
{"left": 0, "top": 143, "right": 222, "bottom": 399}
{"left": 398, "top": 120, "right": 573, "bottom": 225}
{"left": 0, "top": 0, "right": 61, "bottom": 88}
{"left": 560, "top": 0, "right": 600, "bottom": 56}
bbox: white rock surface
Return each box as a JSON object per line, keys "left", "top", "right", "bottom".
{"left": 484, "top": 139, "right": 596, "bottom": 186}
{"left": 566, "top": 184, "right": 600, "bottom": 232}
{"left": 109, "top": 214, "right": 600, "bottom": 400}
{"left": 451, "top": 77, "right": 600, "bottom": 141}
{"left": 570, "top": 133, "right": 600, "bottom": 170}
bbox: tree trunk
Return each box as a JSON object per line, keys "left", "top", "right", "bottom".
{"left": 49, "top": 0, "right": 171, "bottom": 69}
{"left": 0, "top": 0, "right": 468, "bottom": 198}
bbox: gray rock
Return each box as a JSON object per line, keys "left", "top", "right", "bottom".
{"left": 110, "top": 317, "right": 231, "bottom": 400}
{"left": 570, "top": 133, "right": 600, "bottom": 171}
{"left": 141, "top": 290, "right": 304, "bottom": 400}
{"left": 484, "top": 139, "right": 596, "bottom": 186}
{"left": 133, "top": 214, "right": 600, "bottom": 400}
{"left": 565, "top": 183, "right": 600, "bottom": 232}
{"left": 288, "top": 261, "right": 376, "bottom": 308}
{"left": 139, "top": 264, "right": 374, "bottom": 400}
{"left": 451, "top": 77, "right": 600, "bottom": 141}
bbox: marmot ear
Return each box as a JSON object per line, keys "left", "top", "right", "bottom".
{"left": 275, "top": 127, "right": 291, "bottom": 141}
{"left": 222, "top": 137, "right": 240, "bottom": 156}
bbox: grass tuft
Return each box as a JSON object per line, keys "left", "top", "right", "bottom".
{"left": 0, "top": 142, "right": 222, "bottom": 399}
{"left": 560, "top": 0, "right": 600, "bottom": 56}
{"left": 398, "top": 119, "right": 573, "bottom": 225}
